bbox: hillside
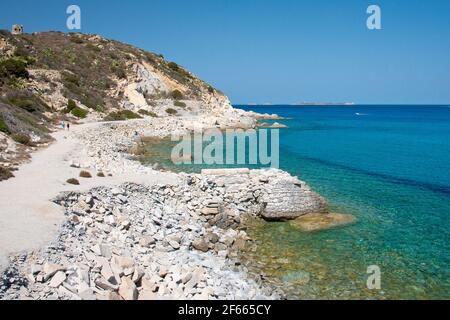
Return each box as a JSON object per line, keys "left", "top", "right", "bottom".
{"left": 0, "top": 30, "right": 269, "bottom": 180}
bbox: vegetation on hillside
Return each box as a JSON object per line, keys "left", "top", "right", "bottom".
{"left": 0, "top": 29, "right": 221, "bottom": 145}
{"left": 104, "top": 110, "right": 142, "bottom": 121}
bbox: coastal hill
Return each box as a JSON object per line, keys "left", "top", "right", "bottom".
{"left": 0, "top": 30, "right": 268, "bottom": 179}
{"left": 0, "top": 31, "right": 346, "bottom": 301}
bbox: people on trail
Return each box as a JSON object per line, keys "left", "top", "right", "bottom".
{"left": 61, "top": 121, "right": 65, "bottom": 130}
{"left": 67, "top": 123, "right": 70, "bottom": 131}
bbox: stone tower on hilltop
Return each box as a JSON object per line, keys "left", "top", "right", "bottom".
{"left": 12, "top": 24, "right": 23, "bottom": 35}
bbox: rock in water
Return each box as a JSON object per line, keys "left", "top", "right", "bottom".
{"left": 260, "top": 181, "right": 328, "bottom": 220}
{"left": 289, "top": 213, "right": 356, "bottom": 232}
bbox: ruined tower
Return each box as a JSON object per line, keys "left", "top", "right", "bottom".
{"left": 11, "top": 25, "right": 23, "bottom": 35}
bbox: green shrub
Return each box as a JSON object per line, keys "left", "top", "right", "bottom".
{"left": 71, "top": 107, "right": 88, "bottom": 119}
{"left": 69, "top": 35, "right": 84, "bottom": 44}
{"left": 168, "top": 62, "right": 180, "bottom": 72}
{"left": 0, "top": 116, "right": 10, "bottom": 134}
{"left": 63, "top": 49, "right": 77, "bottom": 64}
{"left": 11, "top": 133, "right": 31, "bottom": 145}
{"left": 0, "top": 58, "right": 29, "bottom": 79}
{"left": 80, "top": 95, "right": 104, "bottom": 111}
{"left": 66, "top": 178, "right": 80, "bottom": 185}
{"left": 120, "top": 110, "right": 142, "bottom": 119}
{"left": 174, "top": 101, "right": 186, "bottom": 108}
{"left": 79, "top": 170, "right": 92, "bottom": 178}
{"left": 6, "top": 91, "right": 51, "bottom": 114}
{"left": 62, "top": 72, "right": 80, "bottom": 87}
{"left": 9, "top": 98, "right": 35, "bottom": 112}
{"left": 86, "top": 43, "right": 101, "bottom": 52}
{"left": 66, "top": 99, "right": 77, "bottom": 113}
{"left": 166, "top": 108, "right": 178, "bottom": 115}
{"left": 170, "top": 90, "right": 183, "bottom": 100}
{"left": 103, "top": 110, "right": 142, "bottom": 121}
{"left": 97, "top": 172, "right": 105, "bottom": 177}
{"left": 13, "top": 47, "right": 35, "bottom": 65}
{"left": 138, "top": 109, "right": 157, "bottom": 117}
{"left": 208, "top": 86, "right": 215, "bottom": 94}
{"left": 111, "top": 63, "right": 127, "bottom": 79}
{"left": 0, "top": 167, "right": 14, "bottom": 181}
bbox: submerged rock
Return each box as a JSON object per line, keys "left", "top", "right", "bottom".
{"left": 281, "top": 271, "right": 311, "bottom": 285}
{"left": 289, "top": 213, "right": 356, "bottom": 232}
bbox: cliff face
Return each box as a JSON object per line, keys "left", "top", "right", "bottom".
{"left": 0, "top": 31, "right": 256, "bottom": 144}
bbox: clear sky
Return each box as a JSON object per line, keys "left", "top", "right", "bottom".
{"left": 1, "top": 0, "right": 449, "bottom": 104}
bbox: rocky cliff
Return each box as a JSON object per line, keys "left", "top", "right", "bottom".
{"left": 0, "top": 31, "right": 261, "bottom": 142}
{"left": 0, "top": 30, "right": 270, "bottom": 178}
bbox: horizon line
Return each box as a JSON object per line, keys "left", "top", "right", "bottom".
{"left": 233, "top": 103, "right": 450, "bottom": 106}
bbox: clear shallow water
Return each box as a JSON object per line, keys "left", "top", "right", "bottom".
{"left": 140, "top": 105, "right": 450, "bottom": 299}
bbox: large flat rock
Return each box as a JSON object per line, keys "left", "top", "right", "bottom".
{"left": 260, "top": 181, "right": 328, "bottom": 220}
{"left": 289, "top": 213, "right": 356, "bottom": 232}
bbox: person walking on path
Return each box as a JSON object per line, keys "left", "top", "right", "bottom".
{"left": 66, "top": 123, "right": 70, "bottom": 131}
{"left": 60, "top": 121, "right": 65, "bottom": 130}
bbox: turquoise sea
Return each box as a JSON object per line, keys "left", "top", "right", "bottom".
{"left": 141, "top": 105, "right": 450, "bottom": 299}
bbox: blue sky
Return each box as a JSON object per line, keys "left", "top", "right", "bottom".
{"left": 1, "top": 0, "right": 449, "bottom": 104}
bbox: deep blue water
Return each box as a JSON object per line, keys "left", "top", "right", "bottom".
{"left": 234, "top": 105, "right": 450, "bottom": 299}
{"left": 139, "top": 105, "right": 450, "bottom": 299}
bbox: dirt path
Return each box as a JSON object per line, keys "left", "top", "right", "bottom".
{"left": 0, "top": 122, "right": 178, "bottom": 274}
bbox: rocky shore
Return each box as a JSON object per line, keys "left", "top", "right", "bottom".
{"left": 0, "top": 117, "right": 333, "bottom": 300}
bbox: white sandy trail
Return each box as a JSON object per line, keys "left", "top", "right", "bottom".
{"left": 0, "top": 122, "right": 177, "bottom": 273}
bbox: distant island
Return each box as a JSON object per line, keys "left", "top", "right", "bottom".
{"left": 245, "top": 102, "right": 356, "bottom": 106}
{"left": 297, "top": 102, "right": 355, "bottom": 106}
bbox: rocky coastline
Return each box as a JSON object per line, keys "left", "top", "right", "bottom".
{"left": 0, "top": 115, "right": 339, "bottom": 300}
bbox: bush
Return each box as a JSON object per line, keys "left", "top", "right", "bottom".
{"left": 80, "top": 95, "right": 104, "bottom": 111}
{"left": 170, "top": 90, "right": 183, "bottom": 100}
{"left": 120, "top": 110, "right": 142, "bottom": 119}
{"left": 9, "top": 98, "right": 35, "bottom": 112}
{"left": 62, "top": 72, "right": 80, "bottom": 87}
{"left": 208, "top": 86, "right": 215, "bottom": 94}
{"left": 66, "top": 178, "right": 80, "bottom": 185}
{"left": 111, "top": 61, "right": 127, "bottom": 79}
{"left": 112, "top": 66, "right": 127, "bottom": 79}
{"left": 67, "top": 99, "right": 77, "bottom": 111}
{"left": 69, "top": 35, "right": 84, "bottom": 44}
{"left": 104, "top": 110, "right": 142, "bottom": 121}
{"left": 174, "top": 101, "right": 186, "bottom": 108}
{"left": 0, "top": 58, "right": 29, "bottom": 79}
{"left": 71, "top": 107, "right": 88, "bottom": 119}
{"left": 0, "top": 116, "right": 11, "bottom": 134}
{"left": 11, "top": 133, "right": 31, "bottom": 145}
{"left": 97, "top": 172, "right": 105, "bottom": 177}
{"left": 79, "top": 171, "right": 92, "bottom": 178}
{"left": 166, "top": 108, "right": 178, "bottom": 115}
{"left": 6, "top": 92, "right": 51, "bottom": 113}
{"left": 0, "top": 167, "right": 14, "bottom": 181}
{"left": 13, "top": 47, "right": 35, "bottom": 65}
{"left": 138, "top": 109, "right": 157, "bottom": 117}
{"left": 168, "top": 62, "right": 180, "bottom": 72}
{"left": 86, "top": 43, "right": 101, "bottom": 52}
